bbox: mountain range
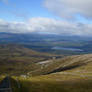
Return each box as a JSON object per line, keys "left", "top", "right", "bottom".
{"left": 0, "top": 32, "right": 92, "bottom": 55}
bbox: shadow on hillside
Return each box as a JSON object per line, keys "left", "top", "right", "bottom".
{"left": 44, "top": 64, "right": 85, "bottom": 75}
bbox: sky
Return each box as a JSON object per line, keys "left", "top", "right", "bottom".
{"left": 0, "top": 0, "right": 59, "bottom": 21}
{"left": 0, "top": 0, "right": 92, "bottom": 36}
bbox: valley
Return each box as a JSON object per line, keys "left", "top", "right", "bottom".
{"left": 0, "top": 33, "right": 92, "bottom": 55}
{"left": 0, "top": 33, "right": 92, "bottom": 92}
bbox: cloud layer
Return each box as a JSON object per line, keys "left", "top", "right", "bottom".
{"left": 0, "top": 18, "right": 92, "bottom": 36}
{"left": 44, "top": 0, "right": 92, "bottom": 19}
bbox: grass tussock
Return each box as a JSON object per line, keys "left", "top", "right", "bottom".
{"left": 13, "top": 73, "right": 92, "bottom": 92}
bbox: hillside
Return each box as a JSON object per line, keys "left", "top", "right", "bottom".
{"left": 1, "top": 51, "right": 92, "bottom": 92}
{"left": 11, "top": 54, "right": 92, "bottom": 92}
{"left": 0, "top": 44, "right": 58, "bottom": 75}
{"left": 0, "top": 45, "right": 92, "bottom": 77}
{"left": 28, "top": 54, "right": 92, "bottom": 76}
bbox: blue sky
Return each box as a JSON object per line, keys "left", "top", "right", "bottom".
{"left": 0, "top": 0, "right": 92, "bottom": 23}
{"left": 0, "top": 0, "right": 92, "bottom": 36}
{"left": 0, "top": 0, "right": 61, "bottom": 21}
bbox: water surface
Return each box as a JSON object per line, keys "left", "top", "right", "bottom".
{"left": 52, "top": 47, "right": 83, "bottom": 51}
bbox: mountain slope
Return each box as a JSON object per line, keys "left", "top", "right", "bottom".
{"left": 0, "top": 44, "right": 57, "bottom": 75}
{"left": 0, "top": 44, "right": 92, "bottom": 77}
{"left": 29, "top": 54, "right": 92, "bottom": 76}
{"left": 13, "top": 54, "right": 92, "bottom": 92}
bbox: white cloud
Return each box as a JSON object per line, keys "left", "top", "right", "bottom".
{"left": 43, "top": 0, "right": 92, "bottom": 19}
{"left": 0, "top": 19, "right": 33, "bottom": 33}
{"left": 0, "top": 18, "right": 92, "bottom": 36}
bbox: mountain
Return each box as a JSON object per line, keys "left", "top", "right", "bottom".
{"left": 1, "top": 44, "right": 92, "bottom": 76}
{"left": 11, "top": 53, "right": 92, "bottom": 92}
{"left": 0, "top": 32, "right": 92, "bottom": 43}
{"left": 28, "top": 53, "right": 92, "bottom": 76}
{"left": 0, "top": 44, "right": 92, "bottom": 92}
{"left": 0, "top": 44, "right": 58, "bottom": 75}
{"left": 1, "top": 32, "right": 92, "bottom": 55}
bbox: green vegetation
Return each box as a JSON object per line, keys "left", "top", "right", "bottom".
{"left": 1, "top": 44, "right": 92, "bottom": 92}
{"left": 0, "top": 75, "right": 5, "bottom": 82}
{"left": 0, "top": 44, "right": 58, "bottom": 75}
{"left": 28, "top": 54, "right": 92, "bottom": 76}
{"left": 0, "top": 44, "right": 92, "bottom": 77}
{"left": 11, "top": 73, "right": 92, "bottom": 92}
{"left": 9, "top": 53, "right": 92, "bottom": 92}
